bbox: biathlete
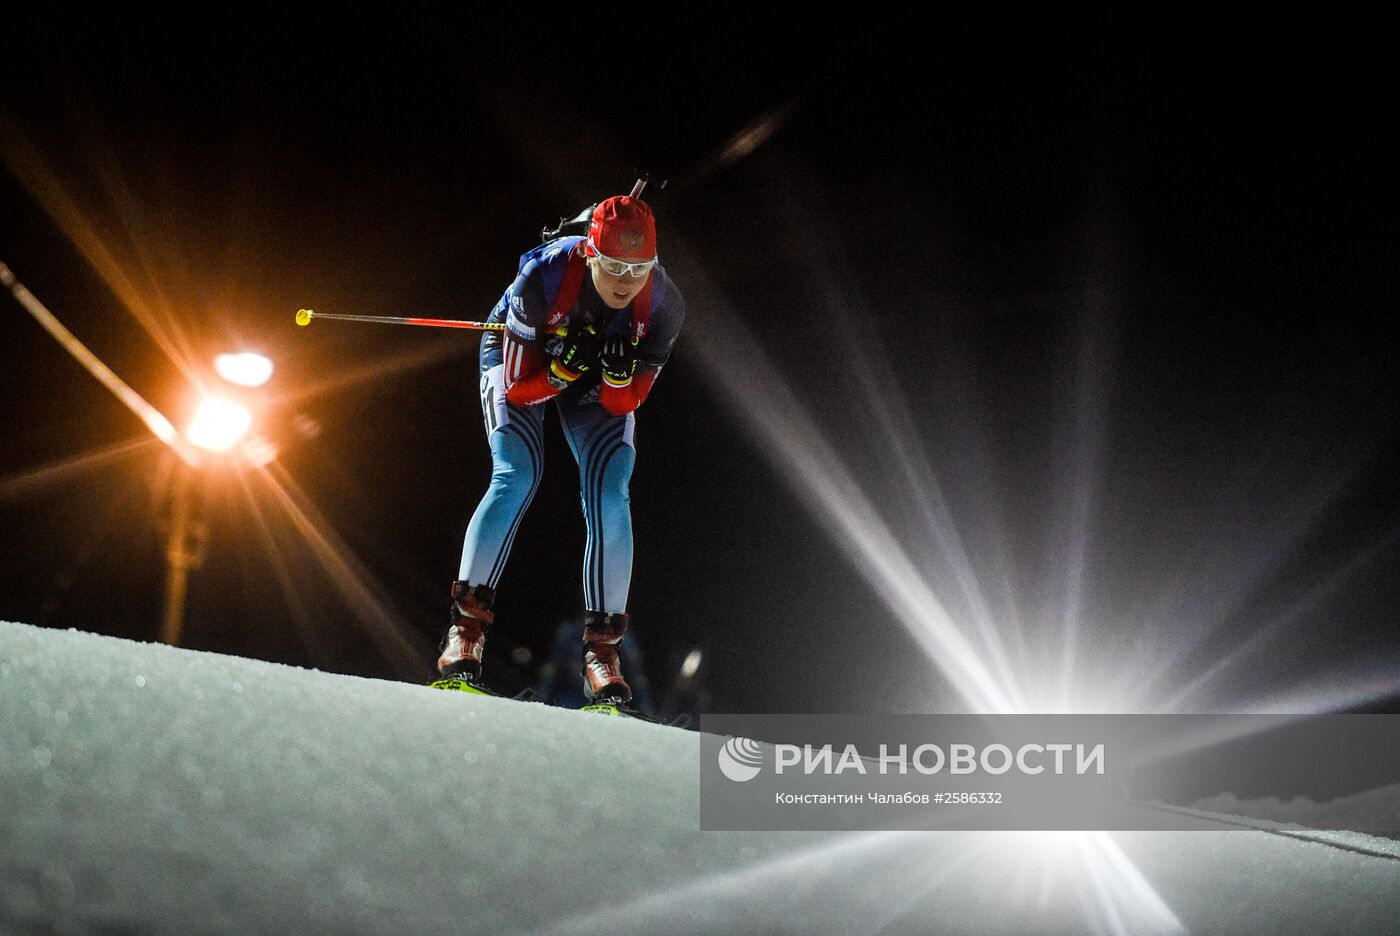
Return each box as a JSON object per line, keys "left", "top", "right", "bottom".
{"left": 434, "top": 195, "right": 685, "bottom": 710}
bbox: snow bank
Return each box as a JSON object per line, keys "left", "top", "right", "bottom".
{"left": 3, "top": 620, "right": 1399, "bottom": 935}
{"left": 1192, "top": 785, "right": 1400, "bottom": 832}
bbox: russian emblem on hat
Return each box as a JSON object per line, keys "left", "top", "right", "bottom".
{"left": 589, "top": 195, "right": 657, "bottom": 261}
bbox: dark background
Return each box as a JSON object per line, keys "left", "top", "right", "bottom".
{"left": 1, "top": 25, "right": 1395, "bottom": 715}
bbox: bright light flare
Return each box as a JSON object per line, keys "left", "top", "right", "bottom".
{"left": 186, "top": 398, "right": 252, "bottom": 452}
{"left": 680, "top": 649, "right": 703, "bottom": 678}
{"left": 684, "top": 285, "right": 1018, "bottom": 713}
{"left": 214, "top": 352, "right": 274, "bottom": 388}
{"left": 240, "top": 434, "right": 280, "bottom": 468}
{"left": 528, "top": 828, "right": 1184, "bottom": 935}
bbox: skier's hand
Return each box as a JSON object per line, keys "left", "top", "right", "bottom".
{"left": 600, "top": 334, "right": 640, "bottom": 387}
{"left": 553, "top": 324, "right": 603, "bottom": 382}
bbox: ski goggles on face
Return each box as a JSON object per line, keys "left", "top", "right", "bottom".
{"left": 588, "top": 241, "right": 657, "bottom": 278}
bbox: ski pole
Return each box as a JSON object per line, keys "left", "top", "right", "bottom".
{"left": 630, "top": 174, "right": 668, "bottom": 199}
{"left": 294, "top": 309, "right": 505, "bottom": 331}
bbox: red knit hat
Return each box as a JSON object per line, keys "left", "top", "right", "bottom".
{"left": 587, "top": 196, "right": 657, "bottom": 261}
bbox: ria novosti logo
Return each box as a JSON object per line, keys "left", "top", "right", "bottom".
{"left": 718, "top": 737, "right": 764, "bottom": 782}
{"left": 716, "top": 738, "right": 1106, "bottom": 782}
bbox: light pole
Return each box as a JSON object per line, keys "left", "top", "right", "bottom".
{"left": 159, "top": 461, "right": 207, "bottom": 646}
{"left": 3, "top": 260, "right": 287, "bottom": 647}
{"left": 161, "top": 353, "right": 274, "bottom": 645}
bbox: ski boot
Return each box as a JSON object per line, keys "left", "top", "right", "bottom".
{"left": 430, "top": 582, "right": 495, "bottom": 695}
{"left": 579, "top": 611, "right": 640, "bottom": 717}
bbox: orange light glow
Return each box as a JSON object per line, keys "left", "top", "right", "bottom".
{"left": 186, "top": 398, "right": 252, "bottom": 452}
{"left": 214, "top": 352, "right": 274, "bottom": 388}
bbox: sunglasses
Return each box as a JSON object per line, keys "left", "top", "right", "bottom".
{"left": 589, "top": 240, "right": 657, "bottom": 279}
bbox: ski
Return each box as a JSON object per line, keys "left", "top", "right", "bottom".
{"left": 579, "top": 701, "right": 691, "bottom": 729}
{"left": 431, "top": 678, "right": 690, "bottom": 726}
{"left": 428, "top": 675, "right": 536, "bottom": 702}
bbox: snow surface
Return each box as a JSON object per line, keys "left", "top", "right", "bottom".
{"left": 3, "top": 619, "right": 1399, "bottom": 935}
{"left": 1191, "top": 785, "right": 1400, "bottom": 831}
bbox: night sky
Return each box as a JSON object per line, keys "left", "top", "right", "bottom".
{"left": 1, "top": 28, "right": 1395, "bottom": 715}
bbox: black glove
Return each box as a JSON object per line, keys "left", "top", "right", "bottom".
{"left": 600, "top": 334, "right": 640, "bottom": 386}
{"left": 554, "top": 323, "right": 603, "bottom": 379}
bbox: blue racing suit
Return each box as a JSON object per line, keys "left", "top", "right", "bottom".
{"left": 458, "top": 236, "right": 684, "bottom": 614}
